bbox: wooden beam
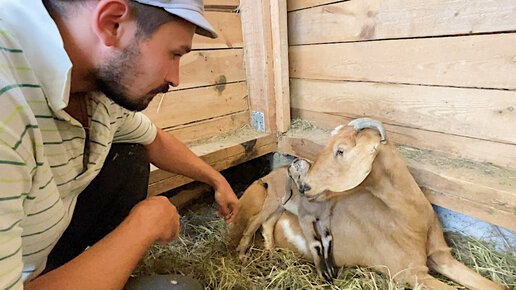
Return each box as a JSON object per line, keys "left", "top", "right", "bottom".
{"left": 148, "top": 132, "right": 276, "bottom": 196}
{"left": 193, "top": 12, "right": 243, "bottom": 49}
{"left": 290, "top": 79, "right": 516, "bottom": 145}
{"left": 293, "top": 108, "right": 516, "bottom": 170}
{"left": 240, "top": 0, "right": 276, "bottom": 132}
{"left": 287, "top": 0, "right": 343, "bottom": 12}
{"left": 270, "top": 0, "right": 291, "bottom": 132}
{"left": 289, "top": 33, "right": 516, "bottom": 90}
{"left": 278, "top": 134, "right": 516, "bottom": 231}
{"left": 165, "top": 111, "right": 249, "bottom": 144}
{"left": 288, "top": 0, "right": 516, "bottom": 45}
{"left": 169, "top": 183, "right": 213, "bottom": 209}
{"left": 143, "top": 82, "right": 248, "bottom": 129}
{"left": 173, "top": 49, "right": 245, "bottom": 90}
{"left": 204, "top": 0, "right": 240, "bottom": 7}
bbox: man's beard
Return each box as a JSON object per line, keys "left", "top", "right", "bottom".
{"left": 93, "top": 41, "right": 169, "bottom": 111}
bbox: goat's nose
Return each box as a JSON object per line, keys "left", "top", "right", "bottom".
{"left": 298, "top": 184, "right": 311, "bottom": 195}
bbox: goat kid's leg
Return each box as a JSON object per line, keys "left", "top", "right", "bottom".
{"left": 261, "top": 208, "right": 283, "bottom": 250}
{"left": 236, "top": 214, "right": 267, "bottom": 259}
{"left": 299, "top": 216, "right": 333, "bottom": 283}
{"left": 316, "top": 216, "right": 338, "bottom": 279}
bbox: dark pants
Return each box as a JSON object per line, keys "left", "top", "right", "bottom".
{"left": 44, "top": 143, "right": 150, "bottom": 273}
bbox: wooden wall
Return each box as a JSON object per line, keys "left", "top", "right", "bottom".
{"left": 286, "top": 0, "right": 516, "bottom": 229}
{"left": 143, "top": 1, "right": 248, "bottom": 144}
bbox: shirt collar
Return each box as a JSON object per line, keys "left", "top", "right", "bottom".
{"left": 0, "top": 0, "right": 72, "bottom": 112}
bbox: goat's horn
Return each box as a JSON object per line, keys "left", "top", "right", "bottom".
{"left": 347, "top": 118, "right": 387, "bottom": 144}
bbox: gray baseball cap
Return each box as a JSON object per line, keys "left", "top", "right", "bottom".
{"left": 132, "top": 0, "right": 218, "bottom": 39}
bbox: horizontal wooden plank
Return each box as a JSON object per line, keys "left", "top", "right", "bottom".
{"left": 193, "top": 12, "right": 243, "bottom": 49}
{"left": 149, "top": 133, "right": 276, "bottom": 196}
{"left": 289, "top": 33, "right": 516, "bottom": 90}
{"left": 288, "top": 0, "right": 516, "bottom": 45}
{"left": 292, "top": 108, "right": 516, "bottom": 170}
{"left": 166, "top": 111, "right": 249, "bottom": 144}
{"left": 169, "top": 183, "right": 213, "bottom": 209}
{"left": 406, "top": 158, "right": 516, "bottom": 232}
{"left": 277, "top": 134, "right": 516, "bottom": 231}
{"left": 290, "top": 79, "right": 516, "bottom": 144}
{"left": 204, "top": 0, "right": 240, "bottom": 7}
{"left": 175, "top": 48, "right": 245, "bottom": 90}
{"left": 423, "top": 187, "right": 516, "bottom": 232}
{"left": 143, "top": 82, "right": 248, "bottom": 129}
{"left": 287, "top": 0, "right": 343, "bottom": 12}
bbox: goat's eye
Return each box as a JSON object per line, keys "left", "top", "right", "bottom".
{"left": 335, "top": 148, "right": 345, "bottom": 157}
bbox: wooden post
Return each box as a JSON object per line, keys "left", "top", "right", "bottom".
{"left": 240, "top": 0, "right": 277, "bottom": 133}
{"left": 270, "top": 0, "right": 291, "bottom": 132}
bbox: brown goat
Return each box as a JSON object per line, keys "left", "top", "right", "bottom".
{"left": 281, "top": 118, "right": 506, "bottom": 289}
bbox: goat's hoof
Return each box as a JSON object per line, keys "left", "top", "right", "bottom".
{"left": 320, "top": 271, "right": 334, "bottom": 284}
{"left": 328, "top": 262, "right": 338, "bottom": 279}
{"left": 238, "top": 252, "right": 247, "bottom": 261}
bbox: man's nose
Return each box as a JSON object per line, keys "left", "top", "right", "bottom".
{"left": 166, "top": 63, "right": 180, "bottom": 87}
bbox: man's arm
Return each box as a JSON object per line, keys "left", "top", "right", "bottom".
{"left": 144, "top": 128, "right": 239, "bottom": 222}
{"left": 26, "top": 196, "right": 179, "bottom": 290}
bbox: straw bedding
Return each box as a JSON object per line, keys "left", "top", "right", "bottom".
{"left": 132, "top": 202, "right": 515, "bottom": 289}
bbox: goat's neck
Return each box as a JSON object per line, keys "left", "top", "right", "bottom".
{"left": 362, "top": 143, "right": 429, "bottom": 220}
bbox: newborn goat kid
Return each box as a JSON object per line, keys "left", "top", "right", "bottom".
{"left": 229, "top": 160, "right": 337, "bottom": 281}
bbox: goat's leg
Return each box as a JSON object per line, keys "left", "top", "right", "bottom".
{"left": 315, "top": 207, "right": 338, "bottom": 279}
{"left": 261, "top": 208, "right": 283, "bottom": 250}
{"left": 298, "top": 215, "right": 333, "bottom": 283}
{"left": 428, "top": 250, "right": 507, "bottom": 290}
{"left": 404, "top": 273, "right": 457, "bottom": 290}
{"left": 426, "top": 215, "right": 506, "bottom": 290}
{"left": 236, "top": 214, "right": 267, "bottom": 259}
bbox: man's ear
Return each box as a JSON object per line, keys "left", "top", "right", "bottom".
{"left": 91, "top": 0, "right": 132, "bottom": 47}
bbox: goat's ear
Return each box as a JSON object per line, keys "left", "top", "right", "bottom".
{"left": 330, "top": 137, "right": 378, "bottom": 192}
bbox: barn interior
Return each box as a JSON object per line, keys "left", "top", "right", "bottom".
{"left": 136, "top": 0, "right": 516, "bottom": 288}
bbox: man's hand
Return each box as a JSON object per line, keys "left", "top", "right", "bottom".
{"left": 213, "top": 180, "right": 239, "bottom": 223}
{"left": 129, "top": 196, "right": 180, "bottom": 244}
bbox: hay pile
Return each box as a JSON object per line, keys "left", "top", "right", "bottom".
{"left": 132, "top": 204, "right": 515, "bottom": 289}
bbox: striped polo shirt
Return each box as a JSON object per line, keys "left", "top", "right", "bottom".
{"left": 0, "top": 1, "right": 158, "bottom": 288}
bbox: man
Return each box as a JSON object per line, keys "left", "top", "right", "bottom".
{"left": 0, "top": 0, "right": 239, "bottom": 288}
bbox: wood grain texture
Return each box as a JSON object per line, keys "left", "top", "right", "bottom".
{"left": 292, "top": 108, "right": 516, "bottom": 170}
{"left": 143, "top": 82, "right": 248, "bottom": 129}
{"left": 241, "top": 0, "right": 277, "bottom": 132}
{"left": 175, "top": 49, "right": 245, "bottom": 90}
{"left": 287, "top": 0, "right": 344, "bottom": 11}
{"left": 193, "top": 12, "right": 243, "bottom": 49}
{"left": 166, "top": 111, "right": 249, "bottom": 144}
{"left": 148, "top": 133, "right": 276, "bottom": 196}
{"left": 270, "top": 0, "right": 291, "bottom": 132}
{"left": 204, "top": 0, "right": 240, "bottom": 6}
{"left": 290, "top": 79, "right": 516, "bottom": 144}
{"left": 277, "top": 134, "right": 516, "bottom": 231}
{"left": 289, "top": 33, "right": 516, "bottom": 90}
{"left": 288, "top": 0, "right": 516, "bottom": 45}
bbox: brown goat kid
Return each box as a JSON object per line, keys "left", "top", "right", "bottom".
{"left": 284, "top": 118, "right": 506, "bottom": 289}
{"left": 228, "top": 163, "right": 337, "bottom": 281}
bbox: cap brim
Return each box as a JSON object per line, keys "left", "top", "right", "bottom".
{"left": 164, "top": 8, "right": 218, "bottom": 39}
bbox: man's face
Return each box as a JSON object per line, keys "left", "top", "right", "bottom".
{"left": 94, "top": 19, "right": 194, "bottom": 111}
